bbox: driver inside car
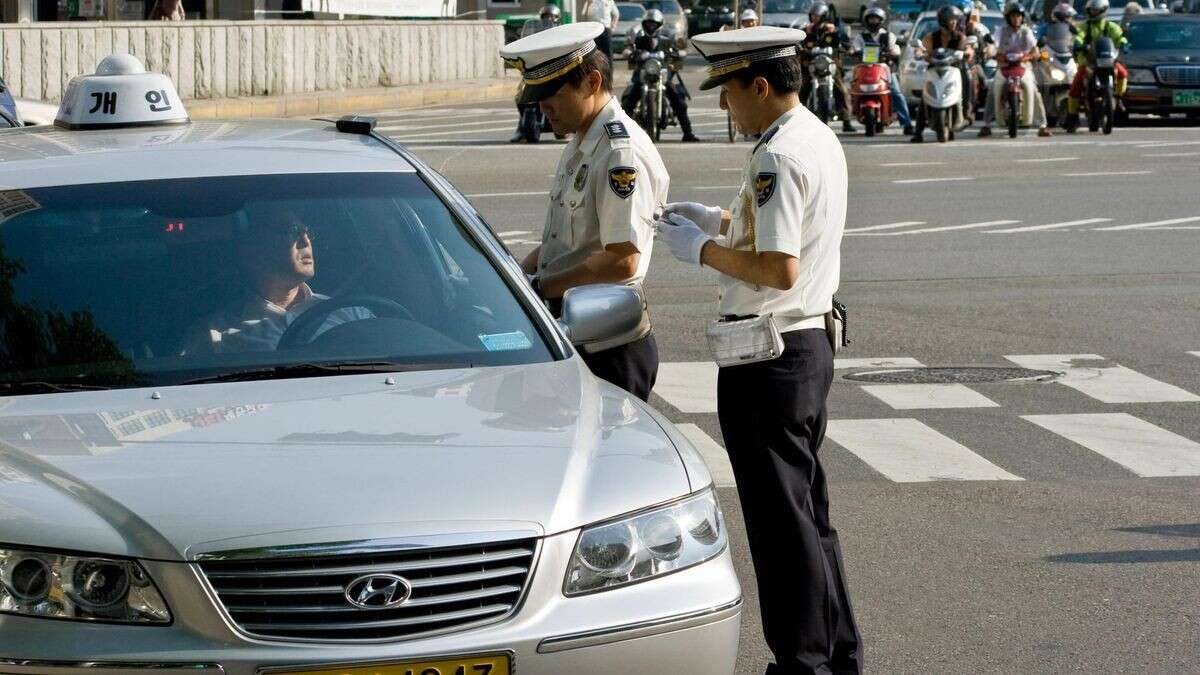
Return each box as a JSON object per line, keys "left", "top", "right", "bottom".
{"left": 180, "top": 203, "right": 373, "bottom": 354}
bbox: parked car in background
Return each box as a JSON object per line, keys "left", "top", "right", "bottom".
{"left": 645, "top": 0, "right": 689, "bottom": 39}
{"left": 614, "top": 2, "right": 647, "bottom": 56}
{"left": 687, "top": 0, "right": 735, "bottom": 35}
{"left": 762, "top": 0, "right": 814, "bottom": 28}
{"left": 1119, "top": 14, "right": 1200, "bottom": 120}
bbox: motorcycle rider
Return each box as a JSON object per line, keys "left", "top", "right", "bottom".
{"left": 979, "top": 2, "right": 1052, "bottom": 137}
{"left": 1038, "top": 2, "right": 1078, "bottom": 45}
{"left": 912, "top": 5, "right": 975, "bottom": 142}
{"left": 964, "top": 6, "right": 994, "bottom": 112}
{"left": 1064, "top": 0, "right": 1129, "bottom": 132}
{"left": 851, "top": 5, "right": 914, "bottom": 135}
{"left": 510, "top": 4, "right": 563, "bottom": 143}
{"left": 739, "top": 8, "right": 760, "bottom": 28}
{"left": 620, "top": 8, "right": 700, "bottom": 142}
{"left": 802, "top": 1, "right": 856, "bottom": 132}
{"left": 1121, "top": 1, "right": 1141, "bottom": 30}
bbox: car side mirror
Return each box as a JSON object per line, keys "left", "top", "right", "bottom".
{"left": 558, "top": 284, "right": 650, "bottom": 352}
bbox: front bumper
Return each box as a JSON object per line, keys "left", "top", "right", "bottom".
{"left": 0, "top": 531, "right": 742, "bottom": 675}
{"left": 1123, "top": 83, "right": 1200, "bottom": 114}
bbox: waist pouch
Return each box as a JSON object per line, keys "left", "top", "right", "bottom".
{"left": 706, "top": 314, "right": 785, "bottom": 368}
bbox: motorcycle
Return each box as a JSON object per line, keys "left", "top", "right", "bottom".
{"left": 1083, "top": 37, "right": 1118, "bottom": 135}
{"left": 1000, "top": 52, "right": 1028, "bottom": 138}
{"left": 1037, "top": 24, "right": 1077, "bottom": 127}
{"left": 850, "top": 42, "right": 894, "bottom": 137}
{"left": 807, "top": 46, "right": 837, "bottom": 124}
{"left": 631, "top": 48, "right": 678, "bottom": 142}
{"left": 919, "top": 48, "right": 969, "bottom": 142}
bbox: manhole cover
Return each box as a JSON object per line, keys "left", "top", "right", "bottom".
{"left": 843, "top": 367, "right": 1060, "bottom": 384}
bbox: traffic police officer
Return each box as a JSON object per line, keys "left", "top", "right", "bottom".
{"left": 500, "top": 23, "right": 668, "bottom": 401}
{"left": 655, "top": 26, "right": 862, "bottom": 675}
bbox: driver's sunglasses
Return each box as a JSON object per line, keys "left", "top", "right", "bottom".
{"left": 278, "top": 223, "right": 315, "bottom": 246}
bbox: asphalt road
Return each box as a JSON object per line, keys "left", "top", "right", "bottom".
{"left": 361, "top": 60, "right": 1200, "bottom": 673}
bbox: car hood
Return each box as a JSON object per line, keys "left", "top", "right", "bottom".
{"left": 1122, "top": 49, "right": 1200, "bottom": 67}
{"left": 0, "top": 360, "right": 693, "bottom": 561}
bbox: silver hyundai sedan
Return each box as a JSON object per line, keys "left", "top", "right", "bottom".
{"left": 0, "top": 59, "right": 740, "bottom": 675}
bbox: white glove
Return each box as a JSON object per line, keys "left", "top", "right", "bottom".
{"left": 655, "top": 213, "right": 712, "bottom": 266}
{"left": 661, "top": 201, "right": 723, "bottom": 236}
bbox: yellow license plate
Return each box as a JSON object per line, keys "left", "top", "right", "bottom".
{"left": 277, "top": 654, "right": 511, "bottom": 675}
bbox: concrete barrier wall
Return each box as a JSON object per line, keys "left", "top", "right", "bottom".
{"left": 0, "top": 20, "right": 506, "bottom": 103}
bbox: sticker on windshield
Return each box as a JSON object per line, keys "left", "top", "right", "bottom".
{"left": 479, "top": 331, "right": 533, "bottom": 352}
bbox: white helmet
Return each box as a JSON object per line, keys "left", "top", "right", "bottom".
{"left": 1085, "top": 0, "right": 1109, "bottom": 18}
{"left": 740, "top": 8, "right": 758, "bottom": 21}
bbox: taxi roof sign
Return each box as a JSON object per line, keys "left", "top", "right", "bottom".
{"left": 55, "top": 54, "right": 188, "bottom": 130}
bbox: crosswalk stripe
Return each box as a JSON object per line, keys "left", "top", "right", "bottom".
{"left": 1190, "top": 351, "right": 1200, "bottom": 359}
{"left": 1005, "top": 354, "right": 1200, "bottom": 404}
{"left": 675, "top": 424, "right": 736, "bottom": 487}
{"left": 860, "top": 383, "right": 1000, "bottom": 410}
{"left": 825, "top": 419, "right": 1023, "bottom": 483}
{"left": 1095, "top": 216, "right": 1200, "bottom": 231}
{"left": 655, "top": 362, "right": 718, "bottom": 413}
{"left": 1023, "top": 413, "right": 1200, "bottom": 477}
{"left": 986, "top": 218, "right": 1111, "bottom": 233}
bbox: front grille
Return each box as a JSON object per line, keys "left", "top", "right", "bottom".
{"left": 1156, "top": 65, "right": 1200, "bottom": 86}
{"left": 198, "top": 538, "right": 537, "bottom": 641}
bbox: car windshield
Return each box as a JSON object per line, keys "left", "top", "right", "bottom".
{"left": 643, "top": 0, "right": 682, "bottom": 15}
{"left": 1126, "top": 20, "right": 1200, "bottom": 49}
{"left": 619, "top": 3, "right": 646, "bottom": 20}
{"left": 763, "top": 0, "right": 813, "bottom": 13}
{"left": 0, "top": 172, "right": 554, "bottom": 394}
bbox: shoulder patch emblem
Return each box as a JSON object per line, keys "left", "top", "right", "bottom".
{"left": 573, "top": 164, "right": 589, "bottom": 191}
{"left": 604, "top": 121, "right": 630, "bottom": 139}
{"left": 755, "top": 172, "right": 777, "bottom": 207}
{"left": 608, "top": 166, "right": 638, "bottom": 199}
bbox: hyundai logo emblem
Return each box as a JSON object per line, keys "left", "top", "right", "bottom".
{"left": 343, "top": 573, "right": 412, "bottom": 610}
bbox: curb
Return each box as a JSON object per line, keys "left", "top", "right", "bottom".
{"left": 185, "top": 78, "right": 520, "bottom": 120}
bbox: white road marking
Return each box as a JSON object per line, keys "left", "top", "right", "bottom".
{"left": 675, "top": 424, "right": 736, "bottom": 487}
{"left": 834, "top": 357, "right": 925, "bottom": 369}
{"left": 1149, "top": 226, "right": 1200, "bottom": 231}
{"left": 654, "top": 362, "right": 718, "bottom": 413}
{"left": 1190, "top": 352, "right": 1200, "bottom": 359}
{"left": 844, "top": 221, "right": 925, "bottom": 233}
{"left": 720, "top": 168, "right": 743, "bottom": 172}
{"left": 987, "top": 218, "right": 1111, "bottom": 233}
{"left": 1014, "top": 156, "right": 1078, "bottom": 163}
{"left": 880, "top": 161, "right": 946, "bottom": 167}
{"left": 1142, "top": 152, "right": 1200, "bottom": 158}
{"left": 860, "top": 383, "right": 1000, "bottom": 410}
{"left": 498, "top": 230, "right": 533, "bottom": 238}
{"left": 1062, "top": 170, "right": 1153, "bottom": 177}
{"left": 891, "top": 176, "right": 976, "bottom": 184}
{"left": 1005, "top": 354, "right": 1200, "bottom": 404}
{"left": 826, "top": 419, "right": 1023, "bottom": 483}
{"left": 465, "top": 190, "right": 549, "bottom": 198}
{"left": 889, "top": 220, "right": 1020, "bottom": 235}
{"left": 1023, "top": 413, "right": 1200, "bottom": 478}
{"left": 1095, "top": 216, "right": 1200, "bottom": 231}
{"left": 1135, "top": 140, "right": 1200, "bottom": 148}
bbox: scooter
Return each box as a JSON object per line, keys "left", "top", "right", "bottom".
{"left": 850, "top": 42, "right": 895, "bottom": 137}
{"left": 1000, "top": 53, "right": 1028, "bottom": 138}
{"left": 1037, "top": 23, "right": 1077, "bottom": 126}
{"left": 807, "top": 46, "right": 837, "bottom": 124}
{"left": 917, "top": 48, "right": 968, "bottom": 142}
{"left": 1084, "top": 37, "right": 1118, "bottom": 135}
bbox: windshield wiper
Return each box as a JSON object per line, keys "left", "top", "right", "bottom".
{"left": 181, "top": 361, "right": 466, "bottom": 386}
{"left": 0, "top": 381, "right": 116, "bottom": 394}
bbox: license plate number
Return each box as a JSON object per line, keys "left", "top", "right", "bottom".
{"left": 275, "top": 654, "right": 511, "bottom": 675}
{"left": 1172, "top": 90, "right": 1200, "bottom": 106}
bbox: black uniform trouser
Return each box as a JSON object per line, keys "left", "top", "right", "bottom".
{"left": 580, "top": 332, "right": 659, "bottom": 402}
{"left": 717, "top": 329, "right": 862, "bottom": 675}
{"left": 620, "top": 81, "right": 695, "bottom": 136}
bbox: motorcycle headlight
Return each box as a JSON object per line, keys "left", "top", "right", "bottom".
{"left": 1050, "top": 68, "right": 1066, "bottom": 82}
{"left": 644, "top": 59, "right": 663, "bottom": 77}
{"left": 0, "top": 548, "right": 170, "bottom": 624}
{"left": 1127, "top": 68, "right": 1156, "bottom": 84}
{"left": 564, "top": 488, "right": 727, "bottom": 595}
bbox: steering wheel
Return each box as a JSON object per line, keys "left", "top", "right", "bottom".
{"left": 276, "top": 294, "right": 414, "bottom": 350}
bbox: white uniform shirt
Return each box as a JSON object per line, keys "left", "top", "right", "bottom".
{"left": 181, "top": 283, "right": 373, "bottom": 354}
{"left": 539, "top": 96, "right": 668, "bottom": 285}
{"left": 586, "top": 0, "right": 619, "bottom": 27}
{"left": 719, "top": 104, "right": 846, "bottom": 329}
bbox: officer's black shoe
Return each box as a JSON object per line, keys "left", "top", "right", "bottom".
{"left": 681, "top": 133, "right": 701, "bottom": 143}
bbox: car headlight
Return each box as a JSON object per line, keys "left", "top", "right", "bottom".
{"left": 0, "top": 548, "right": 170, "bottom": 624}
{"left": 1127, "top": 68, "right": 1156, "bottom": 84}
{"left": 564, "top": 488, "right": 727, "bottom": 595}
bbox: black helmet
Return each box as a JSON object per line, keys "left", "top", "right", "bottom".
{"left": 809, "top": 1, "right": 830, "bottom": 22}
{"left": 937, "top": 4, "right": 963, "bottom": 30}
{"left": 538, "top": 3, "right": 560, "bottom": 21}
{"left": 1003, "top": 1, "right": 1026, "bottom": 17}
{"left": 642, "top": 8, "right": 664, "bottom": 32}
